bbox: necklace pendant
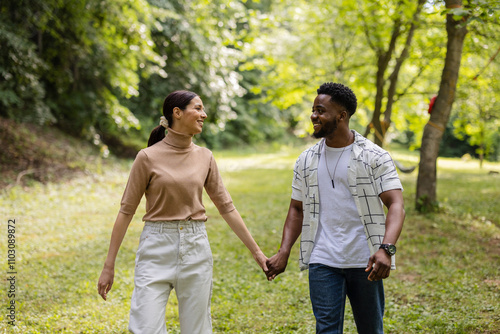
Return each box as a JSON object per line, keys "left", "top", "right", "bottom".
{"left": 331, "top": 179, "right": 335, "bottom": 188}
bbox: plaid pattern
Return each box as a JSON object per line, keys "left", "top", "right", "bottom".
{"left": 291, "top": 131, "right": 403, "bottom": 271}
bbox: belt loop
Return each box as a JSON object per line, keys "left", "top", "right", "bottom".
{"left": 160, "top": 223, "right": 163, "bottom": 234}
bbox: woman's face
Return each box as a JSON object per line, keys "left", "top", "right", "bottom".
{"left": 175, "top": 96, "right": 207, "bottom": 135}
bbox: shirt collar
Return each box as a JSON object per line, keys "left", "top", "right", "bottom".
{"left": 163, "top": 127, "right": 193, "bottom": 149}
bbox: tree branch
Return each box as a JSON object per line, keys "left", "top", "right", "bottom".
{"left": 358, "top": 0, "right": 377, "bottom": 52}
{"left": 384, "top": 0, "right": 426, "bottom": 123}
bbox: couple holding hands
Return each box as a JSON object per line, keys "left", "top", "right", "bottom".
{"left": 98, "top": 83, "right": 405, "bottom": 334}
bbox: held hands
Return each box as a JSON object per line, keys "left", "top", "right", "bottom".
{"left": 265, "top": 250, "right": 290, "bottom": 281}
{"left": 97, "top": 265, "right": 114, "bottom": 301}
{"left": 365, "top": 249, "right": 391, "bottom": 281}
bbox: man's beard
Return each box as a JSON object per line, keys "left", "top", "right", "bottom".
{"left": 312, "top": 118, "right": 338, "bottom": 139}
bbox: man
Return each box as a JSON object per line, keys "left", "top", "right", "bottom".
{"left": 266, "top": 82, "right": 405, "bottom": 334}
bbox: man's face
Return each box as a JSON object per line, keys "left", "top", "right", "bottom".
{"left": 311, "top": 94, "right": 344, "bottom": 139}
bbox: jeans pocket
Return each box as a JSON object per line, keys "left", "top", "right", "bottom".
{"left": 201, "top": 233, "right": 213, "bottom": 266}
{"left": 135, "top": 231, "right": 152, "bottom": 267}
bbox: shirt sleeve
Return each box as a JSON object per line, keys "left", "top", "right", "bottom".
{"left": 372, "top": 152, "right": 403, "bottom": 195}
{"left": 204, "top": 154, "right": 235, "bottom": 215}
{"left": 119, "top": 150, "right": 150, "bottom": 216}
{"left": 291, "top": 156, "right": 303, "bottom": 201}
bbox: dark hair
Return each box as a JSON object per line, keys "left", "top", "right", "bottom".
{"left": 147, "top": 90, "right": 199, "bottom": 147}
{"left": 317, "top": 82, "right": 357, "bottom": 117}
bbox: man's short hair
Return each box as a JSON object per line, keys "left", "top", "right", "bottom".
{"left": 317, "top": 82, "right": 357, "bottom": 116}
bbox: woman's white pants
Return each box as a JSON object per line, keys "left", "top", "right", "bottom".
{"left": 129, "top": 221, "right": 213, "bottom": 334}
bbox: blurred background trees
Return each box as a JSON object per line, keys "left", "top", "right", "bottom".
{"left": 415, "top": 0, "right": 499, "bottom": 211}
{"left": 1, "top": 0, "right": 498, "bottom": 160}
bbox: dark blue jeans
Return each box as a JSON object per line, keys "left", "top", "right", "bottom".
{"left": 309, "top": 263, "right": 385, "bottom": 334}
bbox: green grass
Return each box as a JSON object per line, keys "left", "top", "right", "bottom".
{"left": 1, "top": 146, "right": 499, "bottom": 333}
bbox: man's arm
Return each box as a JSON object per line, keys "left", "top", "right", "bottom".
{"left": 266, "top": 199, "right": 303, "bottom": 280}
{"left": 366, "top": 188, "right": 405, "bottom": 281}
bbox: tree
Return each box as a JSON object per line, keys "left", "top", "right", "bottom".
{"left": 239, "top": 0, "right": 442, "bottom": 143}
{"left": 129, "top": 0, "right": 251, "bottom": 148}
{"left": 361, "top": 0, "right": 427, "bottom": 147}
{"left": 1, "top": 0, "right": 159, "bottom": 139}
{"left": 2, "top": 0, "right": 499, "bottom": 156}
{"left": 0, "top": 1, "right": 50, "bottom": 123}
{"left": 416, "top": 0, "right": 469, "bottom": 212}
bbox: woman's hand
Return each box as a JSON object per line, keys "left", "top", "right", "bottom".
{"left": 98, "top": 212, "right": 134, "bottom": 301}
{"left": 252, "top": 250, "right": 269, "bottom": 273}
{"left": 97, "top": 265, "right": 114, "bottom": 301}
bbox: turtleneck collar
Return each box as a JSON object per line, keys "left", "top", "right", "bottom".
{"left": 163, "top": 127, "right": 193, "bottom": 149}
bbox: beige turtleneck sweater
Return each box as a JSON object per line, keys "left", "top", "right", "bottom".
{"left": 119, "top": 128, "right": 235, "bottom": 222}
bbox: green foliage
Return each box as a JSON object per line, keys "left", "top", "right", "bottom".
{"left": 0, "top": 0, "right": 157, "bottom": 138}
{"left": 238, "top": 0, "right": 444, "bottom": 147}
{"left": 1, "top": 0, "right": 499, "bottom": 158}
{"left": 0, "top": 6, "right": 51, "bottom": 124}
{"left": 42, "top": 0, "right": 157, "bottom": 136}
{"left": 438, "top": 121, "right": 478, "bottom": 158}
{"left": 452, "top": 35, "right": 500, "bottom": 162}
{"left": 130, "top": 0, "right": 249, "bottom": 145}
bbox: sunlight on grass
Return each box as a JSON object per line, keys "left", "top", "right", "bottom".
{"left": 214, "top": 146, "right": 305, "bottom": 172}
{"left": 438, "top": 157, "right": 500, "bottom": 172}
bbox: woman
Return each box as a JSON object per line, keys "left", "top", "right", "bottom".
{"left": 97, "top": 90, "right": 268, "bottom": 333}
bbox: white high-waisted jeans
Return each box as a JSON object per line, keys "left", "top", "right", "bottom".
{"left": 129, "top": 220, "right": 213, "bottom": 334}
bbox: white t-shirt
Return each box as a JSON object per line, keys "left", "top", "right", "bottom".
{"left": 309, "top": 143, "right": 371, "bottom": 268}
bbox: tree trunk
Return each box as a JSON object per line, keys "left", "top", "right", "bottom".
{"left": 368, "top": 59, "right": 388, "bottom": 147}
{"left": 364, "top": 0, "right": 425, "bottom": 147}
{"left": 363, "top": 24, "right": 400, "bottom": 146}
{"left": 415, "top": 0, "right": 468, "bottom": 212}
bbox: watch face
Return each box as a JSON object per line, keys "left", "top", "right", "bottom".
{"left": 387, "top": 244, "right": 397, "bottom": 255}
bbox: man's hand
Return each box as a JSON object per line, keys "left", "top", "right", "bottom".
{"left": 266, "top": 250, "right": 290, "bottom": 281}
{"left": 266, "top": 199, "right": 303, "bottom": 281}
{"left": 365, "top": 249, "right": 391, "bottom": 281}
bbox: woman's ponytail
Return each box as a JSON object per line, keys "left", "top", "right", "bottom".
{"left": 147, "top": 125, "right": 166, "bottom": 147}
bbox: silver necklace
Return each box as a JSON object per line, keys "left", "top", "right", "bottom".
{"left": 324, "top": 132, "right": 352, "bottom": 189}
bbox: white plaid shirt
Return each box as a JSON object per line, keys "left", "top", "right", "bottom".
{"left": 291, "top": 131, "right": 403, "bottom": 270}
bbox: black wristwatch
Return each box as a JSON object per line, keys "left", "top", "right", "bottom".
{"left": 379, "top": 244, "right": 397, "bottom": 256}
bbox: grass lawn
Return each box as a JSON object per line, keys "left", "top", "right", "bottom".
{"left": 1, "top": 145, "right": 499, "bottom": 333}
